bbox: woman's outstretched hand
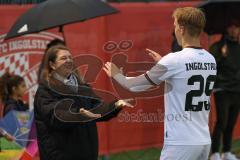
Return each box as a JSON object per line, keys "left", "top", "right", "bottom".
{"left": 79, "top": 108, "right": 101, "bottom": 118}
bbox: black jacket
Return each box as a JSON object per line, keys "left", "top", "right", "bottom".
{"left": 34, "top": 77, "right": 120, "bottom": 160}
{"left": 0, "top": 98, "right": 28, "bottom": 139}
{"left": 3, "top": 98, "right": 28, "bottom": 116}
{"left": 209, "top": 36, "right": 240, "bottom": 93}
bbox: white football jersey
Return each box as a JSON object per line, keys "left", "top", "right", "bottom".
{"left": 146, "top": 47, "right": 217, "bottom": 145}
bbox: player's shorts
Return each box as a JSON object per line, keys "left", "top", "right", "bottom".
{"left": 160, "top": 144, "right": 211, "bottom": 160}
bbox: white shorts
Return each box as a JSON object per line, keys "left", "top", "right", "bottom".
{"left": 160, "top": 144, "right": 211, "bottom": 160}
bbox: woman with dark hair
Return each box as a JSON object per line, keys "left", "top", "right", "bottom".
{"left": 0, "top": 73, "right": 28, "bottom": 148}
{"left": 0, "top": 73, "right": 28, "bottom": 116}
{"left": 34, "top": 44, "right": 132, "bottom": 160}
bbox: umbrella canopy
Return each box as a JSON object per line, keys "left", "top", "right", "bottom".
{"left": 198, "top": 0, "right": 240, "bottom": 35}
{"left": 5, "top": 0, "right": 118, "bottom": 40}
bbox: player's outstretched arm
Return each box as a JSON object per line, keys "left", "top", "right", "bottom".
{"left": 103, "top": 62, "right": 153, "bottom": 92}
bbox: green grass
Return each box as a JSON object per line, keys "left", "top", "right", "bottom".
{"left": 1, "top": 138, "right": 239, "bottom": 160}
{"left": 106, "top": 148, "right": 160, "bottom": 160}
{"left": 232, "top": 139, "right": 240, "bottom": 155}
{"left": 98, "top": 139, "right": 240, "bottom": 160}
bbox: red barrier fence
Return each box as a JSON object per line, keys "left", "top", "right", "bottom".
{"left": 0, "top": 2, "right": 239, "bottom": 157}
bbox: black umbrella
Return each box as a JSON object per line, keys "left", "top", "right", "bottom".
{"left": 198, "top": 0, "right": 240, "bottom": 35}
{"left": 5, "top": 0, "right": 118, "bottom": 40}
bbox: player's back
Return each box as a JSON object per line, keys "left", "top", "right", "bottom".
{"left": 162, "top": 47, "right": 217, "bottom": 145}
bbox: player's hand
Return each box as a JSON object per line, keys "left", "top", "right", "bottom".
{"left": 5, "top": 133, "right": 15, "bottom": 142}
{"left": 79, "top": 108, "right": 101, "bottom": 118}
{"left": 146, "top": 48, "right": 162, "bottom": 62}
{"left": 115, "top": 98, "right": 134, "bottom": 109}
{"left": 103, "top": 62, "right": 121, "bottom": 77}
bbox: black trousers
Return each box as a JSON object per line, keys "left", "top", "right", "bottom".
{"left": 211, "top": 91, "right": 240, "bottom": 153}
